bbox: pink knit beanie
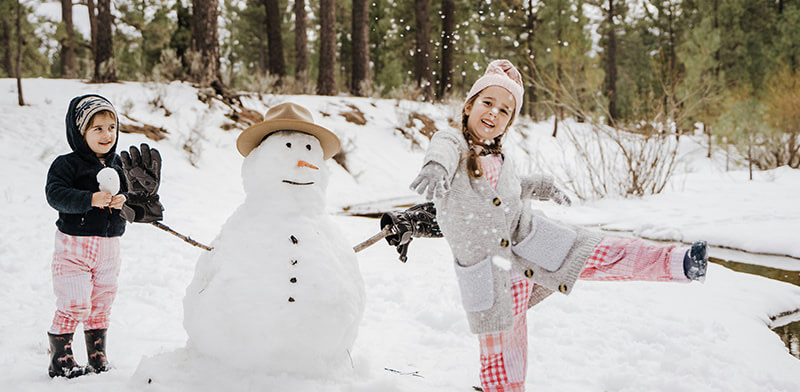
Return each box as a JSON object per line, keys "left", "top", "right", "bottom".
{"left": 465, "top": 59, "right": 524, "bottom": 117}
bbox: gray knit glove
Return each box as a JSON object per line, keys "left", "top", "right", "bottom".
{"left": 525, "top": 174, "right": 572, "bottom": 206}
{"left": 550, "top": 186, "right": 572, "bottom": 206}
{"left": 409, "top": 162, "right": 450, "bottom": 201}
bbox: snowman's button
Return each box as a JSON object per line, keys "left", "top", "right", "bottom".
{"left": 290, "top": 235, "right": 298, "bottom": 244}
{"left": 291, "top": 259, "right": 298, "bottom": 265}
{"left": 290, "top": 277, "right": 297, "bottom": 283}
{"left": 288, "top": 297, "right": 295, "bottom": 302}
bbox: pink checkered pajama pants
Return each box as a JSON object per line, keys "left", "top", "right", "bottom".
{"left": 477, "top": 237, "right": 690, "bottom": 392}
{"left": 49, "top": 231, "right": 121, "bottom": 335}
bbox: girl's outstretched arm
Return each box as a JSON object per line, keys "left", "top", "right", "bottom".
{"left": 420, "top": 128, "right": 463, "bottom": 181}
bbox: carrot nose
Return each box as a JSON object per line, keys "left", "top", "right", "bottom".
{"left": 297, "top": 160, "right": 319, "bottom": 170}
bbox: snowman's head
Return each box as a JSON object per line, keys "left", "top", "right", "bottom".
{"left": 241, "top": 130, "right": 329, "bottom": 208}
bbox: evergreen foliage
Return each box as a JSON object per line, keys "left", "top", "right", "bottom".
{"left": 9, "top": 0, "right": 800, "bottom": 172}
{"left": 0, "top": 0, "right": 49, "bottom": 78}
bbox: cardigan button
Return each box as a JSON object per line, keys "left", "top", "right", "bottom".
{"left": 493, "top": 197, "right": 501, "bottom": 206}
{"left": 524, "top": 269, "right": 534, "bottom": 278}
{"left": 500, "top": 238, "right": 509, "bottom": 248}
{"left": 558, "top": 284, "right": 568, "bottom": 293}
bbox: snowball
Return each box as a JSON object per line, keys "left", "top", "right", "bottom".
{"left": 96, "top": 167, "right": 120, "bottom": 195}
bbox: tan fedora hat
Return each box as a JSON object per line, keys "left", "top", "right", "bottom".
{"left": 236, "top": 102, "right": 341, "bottom": 159}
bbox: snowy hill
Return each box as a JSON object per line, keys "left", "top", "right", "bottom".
{"left": 2, "top": 78, "right": 800, "bottom": 391}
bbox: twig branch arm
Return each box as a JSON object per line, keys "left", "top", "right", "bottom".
{"left": 150, "top": 221, "right": 214, "bottom": 251}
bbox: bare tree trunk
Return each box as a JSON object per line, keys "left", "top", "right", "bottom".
{"left": 351, "top": 0, "right": 370, "bottom": 96}
{"left": 525, "top": 0, "right": 538, "bottom": 120}
{"left": 713, "top": 0, "right": 719, "bottom": 77}
{"left": 748, "top": 137, "right": 753, "bottom": 180}
{"left": 604, "top": 0, "right": 618, "bottom": 124}
{"left": 16, "top": 0, "right": 24, "bottom": 105}
{"left": 263, "top": 0, "right": 285, "bottom": 81}
{"left": 60, "top": 0, "right": 76, "bottom": 78}
{"left": 294, "top": 0, "right": 308, "bottom": 85}
{"left": 553, "top": 0, "right": 564, "bottom": 137}
{"left": 706, "top": 124, "right": 712, "bottom": 158}
{"left": 414, "top": 0, "right": 434, "bottom": 101}
{"left": 87, "top": 0, "right": 97, "bottom": 55}
{"left": 438, "top": 0, "right": 455, "bottom": 100}
{"left": 191, "top": 0, "right": 220, "bottom": 87}
{"left": 92, "top": 0, "right": 115, "bottom": 82}
{"left": 317, "top": 0, "right": 336, "bottom": 95}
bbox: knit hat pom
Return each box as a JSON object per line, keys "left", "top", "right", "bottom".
{"left": 485, "top": 59, "right": 523, "bottom": 86}
{"left": 465, "top": 59, "right": 525, "bottom": 117}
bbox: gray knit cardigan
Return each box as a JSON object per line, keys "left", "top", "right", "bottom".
{"left": 424, "top": 128, "right": 602, "bottom": 334}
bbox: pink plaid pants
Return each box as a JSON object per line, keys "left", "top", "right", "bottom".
{"left": 477, "top": 237, "right": 689, "bottom": 391}
{"left": 49, "top": 231, "right": 121, "bottom": 334}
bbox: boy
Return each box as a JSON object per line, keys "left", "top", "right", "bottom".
{"left": 44, "top": 95, "right": 127, "bottom": 378}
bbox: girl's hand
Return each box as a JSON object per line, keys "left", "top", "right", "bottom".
{"left": 410, "top": 162, "right": 449, "bottom": 200}
{"left": 550, "top": 187, "right": 572, "bottom": 206}
{"left": 109, "top": 194, "right": 127, "bottom": 210}
{"left": 91, "top": 191, "right": 113, "bottom": 208}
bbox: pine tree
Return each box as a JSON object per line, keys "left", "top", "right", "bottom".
{"left": 60, "top": 0, "right": 76, "bottom": 78}
{"left": 170, "top": 0, "right": 192, "bottom": 77}
{"left": 438, "top": 0, "right": 455, "bottom": 100}
{"left": 15, "top": 0, "right": 23, "bottom": 104}
{"left": 0, "top": 0, "right": 49, "bottom": 78}
{"left": 294, "top": 0, "right": 308, "bottom": 85}
{"left": 414, "top": 0, "right": 434, "bottom": 101}
{"left": 317, "top": 0, "right": 336, "bottom": 95}
{"left": 191, "top": 0, "right": 220, "bottom": 86}
{"left": 599, "top": 0, "right": 619, "bottom": 123}
{"left": 1, "top": 0, "right": 14, "bottom": 77}
{"left": 263, "top": 0, "right": 285, "bottom": 80}
{"left": 93, "top": 0, "right": 116, "bottom": 82}
{"left": 351, "top": 0, "right": 370, "bottom": 96}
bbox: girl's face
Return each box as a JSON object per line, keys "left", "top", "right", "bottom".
{"left": 84, "top": 112, "right": 117, "bottom": 157}
{"left": 465, "top": 86, "right": 516, "bottom": 142}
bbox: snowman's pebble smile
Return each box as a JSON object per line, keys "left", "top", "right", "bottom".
{"left": 282, "top": 180, "right": 315, "bottom": 186}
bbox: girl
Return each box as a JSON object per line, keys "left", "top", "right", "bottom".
{"left": 408, "top": 60, "right": 708, "bottom": 391}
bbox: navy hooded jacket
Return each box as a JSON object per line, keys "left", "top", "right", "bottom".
{"left": 45, "top": 94, "right": 128, "bottom": 237}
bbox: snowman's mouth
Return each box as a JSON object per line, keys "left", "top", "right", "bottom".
{"left": 282, "top": 180, "right": 314, "bottom": 186}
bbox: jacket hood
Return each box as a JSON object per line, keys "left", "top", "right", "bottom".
{"left": 65, "top": 94, "right": 120, "bottom": 161}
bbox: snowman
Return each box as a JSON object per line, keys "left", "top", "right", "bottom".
{"left": 182, "top": 103, "right": 366, "bottom": 376}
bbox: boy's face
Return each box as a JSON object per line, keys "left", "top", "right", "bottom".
{"left": 465, "top": 85, "right": 516, "bottom": 142}
{"left": 84, "top": 112, "right": 117, "bottom": 157}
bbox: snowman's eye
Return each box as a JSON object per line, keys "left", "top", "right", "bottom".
{"left": 305, "top": 144, "right": 311, "bottom": 151}
{"left": 286, "top": 142, "right": 292, "bottom": 148}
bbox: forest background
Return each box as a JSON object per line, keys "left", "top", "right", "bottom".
{"left": 2, "top": 0, "right": 799, "bottom": 176}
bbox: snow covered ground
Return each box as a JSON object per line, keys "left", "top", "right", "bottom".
{"left": 1, "top": 78, "right": 799, "bottom": 391}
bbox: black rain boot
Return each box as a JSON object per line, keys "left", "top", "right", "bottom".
{"left": 48, "top": 332, "right": 89, "bottom": 378}
{"left": 84, "top": 328, "right": 109, "bottom": 373}
{"left": 683, "top": 240, "right": 708, "bottom": 282}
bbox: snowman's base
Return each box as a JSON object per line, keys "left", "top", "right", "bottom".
{"left": 132, "top": 346, "right": 372, "bottom": 391}
{"left": 132, "top": 346, "right": 440, "bottom": 391}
